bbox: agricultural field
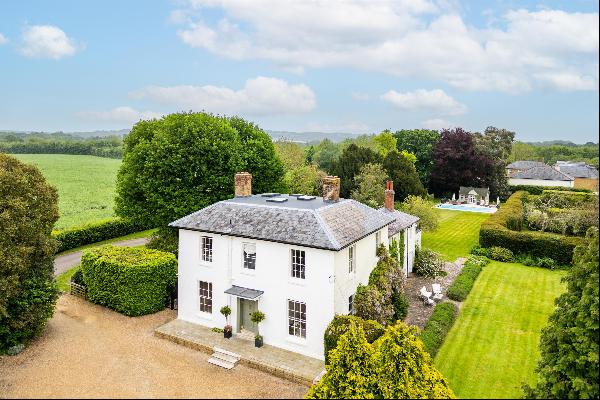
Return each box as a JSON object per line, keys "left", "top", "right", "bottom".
{"left": 13, "top": 154, "right": 121, "bottom": 230}
{"left": 422, "top": 209, "right": 491, "bottom": 261}
{"left": 434, "top": 261, "right": 565, "bottom": 399}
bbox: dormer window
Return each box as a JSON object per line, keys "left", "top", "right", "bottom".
{"left": 243, "top": 243, "right": 256, "bottom": 270}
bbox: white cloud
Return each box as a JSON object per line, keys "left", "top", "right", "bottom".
{"left": 0, "top": 33, "right": 7, "bottom": 45}
{"left": 78, "top": 107, "right": 162, "bottom": 124}
{"left": 304, "top": 121, "right": 370, "bottom": 134}
{"left": 130, "top": 76, "right": 316, "bottom": 115}
{"left": 19, "top": 25, "right": 79, "bottom": 59}
{"left": 381, "top": 89, "right": 467, "bottom": 115}
{"left": 173, "top": 2, "right": 599, "bottom": 93}
{"left": 421, "top": 118, "right": 452, "bottom": 130}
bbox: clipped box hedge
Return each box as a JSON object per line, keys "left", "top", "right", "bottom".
{"left": 53, "top": 218, "right": 153, "bottom": 253}
{"left": 81, "top": 245, "right": 177, "bottom": 316}
{"left": 419, "top": 302, "right": 458, "bottom": 357}
{"left": 446, "top": 256, "right": 489, "bottom": 301}
{"left": 479, "top": 191, "right": 583, "bottom": 265}
{"left": 508, "top": 185, "right": 591, "bottom": 195}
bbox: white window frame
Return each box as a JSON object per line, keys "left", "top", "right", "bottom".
{"left": 348, "top": 244, "right": 356, "bottom": 274}
{"left": 287, "top": 299, "right": 306, "bottom": 339}
{"left": 291, "top": 249, "right": 306, "bottom": 279}
{"left": 242, "top": 242, "right": 256, "bottom": 270}
{"left": 198, "top": 280, "right": 213, "bottom": 314}
{"left": 201, "top": 236, "right": 213, "bottom": 263}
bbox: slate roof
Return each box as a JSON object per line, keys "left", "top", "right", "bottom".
{"left": 459, "top": 186, "right": 489, "bottom": 197}
{"left": 169, "top": 194, "right": 396, "bottom": 251}
{"left": 506, "top": 160, "right": 546, "bottom": 170}
{"left": 379, "top": 208, "right": 420, "bottom": 237}
{"left": 557, "top": 164, "right": 599, "bottom": 179}
{"left": 511, "top": 165, "right": 574, "bottom": 181}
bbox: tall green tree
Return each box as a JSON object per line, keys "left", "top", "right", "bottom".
{"left": 523, "top": 227, "right": 599, "bottom": 399}
{"left": 273, "top": 140, "right": 306, "bottom": 172}
{"left": 372, "top": 130, "right": 397, "bottom": 157}
{"left": 0, "top": 154, "right": 59, "bottom": 352}
{"left": 383, "top": 150, "right": 427, "bottom": 201}
{"left": 474, "top": 126, "right": 515, "bottom": 198}
{"left": 331, "top": 144, "right": 382, "bottom": 198}
{"left": 394, "top": 129, "right": 440, "bottom": 188}
{"left": 115, "top": 112, "right": 284, "bottom": 229}
{"left": 351, "top": 163, "right": 388, "bottom": 208}
{"left": 312, "top": 138, "right": 341, "bottom": 173}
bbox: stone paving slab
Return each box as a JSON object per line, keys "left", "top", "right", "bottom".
{"left": 155, "top": 319, "right": 325, "bottom": 387}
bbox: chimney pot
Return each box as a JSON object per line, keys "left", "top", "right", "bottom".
{"left": 234, "top": 172, "right": 252, "bottom": 197}
{"left": 322, "top": 176, "right": 340, "bottom": 202}
{"left": 385, "top": 180, "right": 395, "bottom": 211}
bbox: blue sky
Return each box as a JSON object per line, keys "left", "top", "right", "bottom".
{"left": 0, "top": 0, "right": 598, "bottom": 142}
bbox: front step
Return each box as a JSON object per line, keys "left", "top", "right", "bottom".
{"left": 208, "top": 346, "right": 241, "bottom": 370}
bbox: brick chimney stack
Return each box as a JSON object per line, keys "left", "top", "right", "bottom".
{"left": 322, "top": 176, "right": 340, "bottom": 202}
{"left": 234, "top": 172, "right": 252, "bottom": 197}
{"left": 385, "top": 180, "right": 395, "bottom": 211}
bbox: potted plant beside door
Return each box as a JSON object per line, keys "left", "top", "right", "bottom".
{"left": 250, "top": 310, "right": 265, "bottom": 348}
{"left": 220, "top": 306, "right": 232, "bottom": 339}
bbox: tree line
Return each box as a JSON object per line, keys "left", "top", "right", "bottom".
{"left": 0, "top": 132, "right": 123, "bottom": 158}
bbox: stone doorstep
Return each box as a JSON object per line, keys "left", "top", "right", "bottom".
{"left": 154, "top": 328, "right": 317, "bottom": 387}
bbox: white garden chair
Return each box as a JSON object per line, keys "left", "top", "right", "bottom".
{"left": 432, "top": 283, "right": 444, "bottom": 301}
{"left": 420, "top": 286, "right": 434, "bottom": 306}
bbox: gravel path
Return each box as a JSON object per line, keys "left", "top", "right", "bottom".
{"left": 53, "top": 237, "right": 151, "bottom": 276}
{"left": 404, "top": 258, "right": 467, "bottom": 329}
{"left": 0, "top": 295, "right": 307, "bottom": 399}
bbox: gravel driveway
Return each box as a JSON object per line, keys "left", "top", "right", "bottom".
{"left": 0, "top": 295, "right": 307, "bottom": 399}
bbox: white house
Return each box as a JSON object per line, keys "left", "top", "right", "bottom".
{"left": 508, "top": 164, "right": 574, "bottom": 188}
{"left": 169, "top": 173, "right": 419, "bottom": 360}
{"left": 458, "top": 186, "right": 490, "bottom": 205}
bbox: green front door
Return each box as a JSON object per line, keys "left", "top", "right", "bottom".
{"left": 239, "top": 298, "right": 258, "bottom": 333}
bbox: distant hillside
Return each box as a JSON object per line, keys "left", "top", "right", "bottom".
{"left": 0, "top": 129, "right": 129, "bottom": 138}
{"left": 267, "top": 130, "right": 360, "bottom": 143}
{"left": 523, "top": 140, "right": 598, "bottom": 147}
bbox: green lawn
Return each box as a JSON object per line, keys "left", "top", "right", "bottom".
{"left": 422, "top": 209, "right": 491, "bottom": 261}
{"left": 434, "top": 262, "right": 565, "bottom": 399}
{"left": 13, "top": 154, "right": 121, "bottom": 230}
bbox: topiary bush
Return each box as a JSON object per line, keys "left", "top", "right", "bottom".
{"left": 53, "top": 217, "right": 154, "bottom": 254}
{"left": 323, "top": 315, "right": 385, "bottom": 365}
{"left": 419, "top": 302, "right": 458, "bottom": 357}
{"left": 81, "top": 245, "right": 177, "bottom": 316}
{"left": 446, "top": 256, "right": 489, "bottom": 301}
{"left": 487, "top": 246, "right": 514, "bottom": 262}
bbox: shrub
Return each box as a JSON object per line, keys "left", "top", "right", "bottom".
{"left": 466, "top": 255, "right": 491, "bottom": 268}
{"left": 414, "top": 247, "right": 445, "bottom": 279}
{"left": 480, "top": 191, "right": 583, "bottom": 265}
{"left": 353, "top": 284, "right": 394, "bottom": 325}
{"left": 487, "top": 246, "right": 514, "bottom": 262}
{"left": 323, "top": 315, "right": 385, "bottom": 364}
{"left": 536, "top": 257, "right": 557, "bottom": 269}
{"left": 470, "top": 244, "right": 488, "bottom": 257}
{"left": 81, "top": 245, "right": 177, "bottom": 316}
{"left": 392, "top": 291, "right": 409, "bottom": 321}
{"left": 0, "top": 154, "right": 59, "bottom": 353}
{"left": 419, "top": 302, "right": 458, "bottom": 357}
{"left": 146, "top": 227, "right": 179, "bottom": 255}
{"left": 399, "top": 195, "right": 439, "bottom": 231}
{"left": 509, "top": 185, "right": 591, "bottom": 195}
{"left": 70, "top": 269, "right": 85, "bottom": 286}
{"left": 53, "top": 218, "right": 154, "bottom": 254}
{"left": 446, "top": 257, "right": 487, "bottom": 301}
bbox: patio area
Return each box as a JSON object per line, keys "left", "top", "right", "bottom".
{"left": 155, "top": 319, "right": 325, "bottom": 386}
{"left": 404, "top": 257, "right": 467, "bottom": 328}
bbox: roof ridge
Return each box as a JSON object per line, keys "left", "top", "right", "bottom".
{"left": 313, "top": 209, "right": 341, "bottom": 249}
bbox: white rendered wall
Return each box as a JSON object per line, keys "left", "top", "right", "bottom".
{"left": 177, "top": 229, "right": 335, "bottom": 360}
{"left": 508, "top": 178, "right": 573, "bottom": 187}
{"left": 333, "top": 227, "right": 388, "bottom": 316}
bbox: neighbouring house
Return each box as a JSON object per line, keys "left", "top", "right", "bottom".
{"left": 458, "top": 186, "right": 490, "bottom": 205}
{"left": 508, "top": 164, "right": 574, "bottom": 188}
{"left": 506, "top": 160, "right": 546, "bottom": 176}
{"left": 554, "top": 161, "right": 599, "bottom": 191}
{"left": 168, "top": 173, "right": 419, "bottom": 360}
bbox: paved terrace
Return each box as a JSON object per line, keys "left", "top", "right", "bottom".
{"left": 155, "top": 319, "right": 325, "bottom": 386}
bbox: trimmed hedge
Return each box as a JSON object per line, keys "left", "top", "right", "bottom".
{"left": 480, "top": 191, "right": 583, "bottom": 265}
{"left": 419, "top": 302, "right": 458, "bottom": 357}
{"left": 81, "top": 246, "right": 177, "bottom": 316}
{"left": 509, "top": 185, "right": 591, "bottom": 195}
{"left": 447, "top": 256, "right": 490, "bottom": 301}
{"left": 53, "top": 218, "right": 154, "bottom": 253}
{"left": 323, "top": 315, "right": 385, "bottom": 364}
